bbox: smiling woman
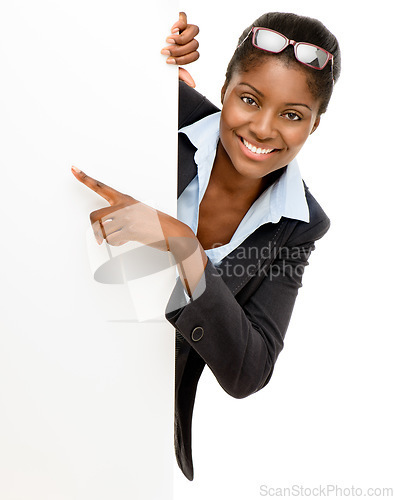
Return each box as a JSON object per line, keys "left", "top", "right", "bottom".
{"left": 166, "top": 11, "right": 341, "bottom": 481}
{"left": 73, "top": 10, "right": 341, "bottom": 482}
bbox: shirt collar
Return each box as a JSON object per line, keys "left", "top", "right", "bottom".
{"left": 179, "top": 111, "right": 309, "bottom": 224}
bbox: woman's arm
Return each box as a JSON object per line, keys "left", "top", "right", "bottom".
{"left": 165, "top": 214, "right": 330, "bottom": 399}
{"left": 70, "top": 166, "right": 209, "bottom": 301}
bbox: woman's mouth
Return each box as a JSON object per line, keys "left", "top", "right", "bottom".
{"left": 239, "top": 136, "right": 280, "bottom": 160}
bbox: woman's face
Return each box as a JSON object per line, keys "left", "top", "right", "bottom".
{"left": 219, "top": 58, "right": 321, "bottom": 181}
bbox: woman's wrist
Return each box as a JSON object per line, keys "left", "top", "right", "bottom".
{"left": 166, "top": 225, "right": 208, "bottom": 298}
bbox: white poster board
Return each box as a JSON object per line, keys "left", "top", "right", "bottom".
{"left": 0, "top": 1, "right": 178, "bottom": 499}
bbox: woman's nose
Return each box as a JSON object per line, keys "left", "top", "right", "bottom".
{"left": 249, "top": 109, "right": 279, "bottom": 141}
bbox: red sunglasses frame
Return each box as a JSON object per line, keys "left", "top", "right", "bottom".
{"left": 239, "top": 27, "right": 334, "bottom": 71}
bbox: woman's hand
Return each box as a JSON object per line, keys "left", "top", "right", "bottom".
{"left": 71, "top": 166, "right": 190, "bottom": 250}
{"left": 71, "top": 165, "right": 208, "bottom": 297}
{"left": 161, "top": 12, "right": 199, "bottom": 88}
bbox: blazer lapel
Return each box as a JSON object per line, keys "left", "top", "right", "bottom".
{"left": 178, "top": 134, "right": 198, "bottom": 198}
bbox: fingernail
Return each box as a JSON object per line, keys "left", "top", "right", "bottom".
{"left": 171, "top": 28, "right": 179, "bottom": 34}
{"left": 71, "top": 165, "right": 81, "bottom": 173}
{"left": 166, "top": 58, "right": 176, "bottom": 64}
{"left": 161, "top": 49, "right": 171, "bottom": 55}
{"left": 166, "top": 37, "right": 175, "bottom": 44}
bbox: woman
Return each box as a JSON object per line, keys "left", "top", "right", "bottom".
{"left": 72, "top": 11, "right": 341, "bottom": 481}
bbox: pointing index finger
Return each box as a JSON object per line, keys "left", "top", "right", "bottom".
{"left": 71, "top": 166, "right": 122, "bottom": 205}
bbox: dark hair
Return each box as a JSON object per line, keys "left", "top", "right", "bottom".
{"left": 224, "top": 12, "right": 341, "bottom": 115}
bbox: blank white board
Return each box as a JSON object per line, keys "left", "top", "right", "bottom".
{"left": 0, "top": 1, "right": 178, "bottom": 498}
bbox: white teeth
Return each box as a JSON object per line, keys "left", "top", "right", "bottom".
{"left": 242, "top": 138, "right": 274, "bottom": 155}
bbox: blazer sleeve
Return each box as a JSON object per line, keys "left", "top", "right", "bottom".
{"left": 165, "top": 215, "right": 330, "bottom": 399}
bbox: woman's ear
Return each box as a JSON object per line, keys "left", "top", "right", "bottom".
{"left": 221, "top": 83, "right": 227, "bottom": 104}
{"left": 310, "top": 116, "right": 321, "bottom": 135}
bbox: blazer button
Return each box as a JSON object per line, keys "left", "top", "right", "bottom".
{"left": 191, "top": 326, "right": 204, "bottom": 342}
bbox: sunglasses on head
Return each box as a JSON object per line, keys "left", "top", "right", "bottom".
{"left": 238, "top": 27, "right": 334, "bottom": 72}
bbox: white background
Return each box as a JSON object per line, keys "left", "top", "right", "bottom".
{"left": 0, "top": 1, "right": 178, "bottom": 499}
{"left": 175, "top": 1, "right": 394, "bottom": 499}
{"left": 0, "top": 1, "right": 392, "bottom": 499}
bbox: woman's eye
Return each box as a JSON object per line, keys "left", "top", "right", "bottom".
{"left": 241, "top": 96, "right": 258, "bottom": 107}
{"left": 284, "top": 112, "right": 301, "bottom": 121}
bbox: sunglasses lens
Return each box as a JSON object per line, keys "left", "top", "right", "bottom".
{"left": 296, "top": 44, "right": 329, "bottom": 69}
{"left": 254, "top": 29, "right": 287, "bottom": 53}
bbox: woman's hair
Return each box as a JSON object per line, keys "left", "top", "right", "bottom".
{"left": 224, "top": 12, "right": 341, "bottom": 115}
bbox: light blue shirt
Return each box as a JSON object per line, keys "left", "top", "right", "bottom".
{"left": 177, "top": 111, "right": 310, "bottom": 268}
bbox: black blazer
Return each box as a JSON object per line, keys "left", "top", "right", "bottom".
{"left": 165, "top": 81, "right": 330, "bottom": 481}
